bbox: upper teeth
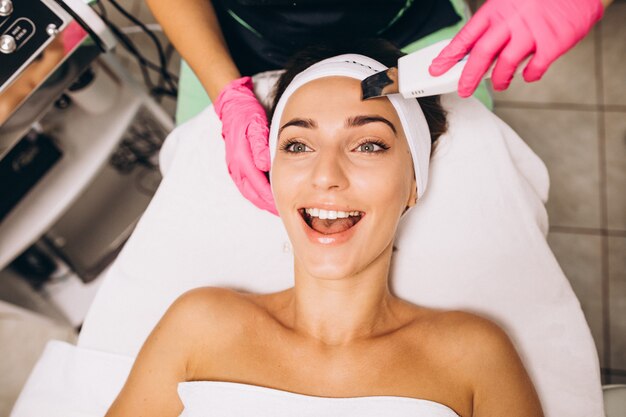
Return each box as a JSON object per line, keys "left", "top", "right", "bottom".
{"left": 304, "top": 208, "right": 362, "bottom": 220}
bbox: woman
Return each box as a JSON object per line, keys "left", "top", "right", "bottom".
{"left": 105, "top": 41, "right": 543, "bottom": 417}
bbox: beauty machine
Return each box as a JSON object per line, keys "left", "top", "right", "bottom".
{"left": 0, "top": 0, "right": 115, "bottom": 141}
{"left": 0, "top": 0, "right": 114, "bottom": 231}
{"left": 0, "top": 0, "right": 174, "bottom": 302}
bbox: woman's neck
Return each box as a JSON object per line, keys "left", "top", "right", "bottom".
{"left": 283, "top": 244, "right": 403, "bottom": 346}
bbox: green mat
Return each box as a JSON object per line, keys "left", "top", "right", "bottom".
{"left": 175, "top": 0, "right": 492, "bottom": 125}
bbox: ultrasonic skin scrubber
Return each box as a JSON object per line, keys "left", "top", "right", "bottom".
{"left": 361, "top": 39, "right": 528, "bottom": 100}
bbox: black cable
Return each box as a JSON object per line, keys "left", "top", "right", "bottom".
{"left": 94, "top": 0, "right": 107, "bottom": 19}
{"left": 92, "top": 1, "right": 178, "bottom": 97}
{"left": 103, "top": 17, "right": 157, "bottom": 90}
{"left": 98, "top": 13, "right": 179, "bottom": 95}
{"left": 105, "top": 0, "right": 177, "bottom": 94}
{"left": 52, "top": 0, "right": 107, "bottom": 52}
{"left": 93, "top": 5, "right": 155, "bottom": 89}
{"left": 154, "top": 43, "right": 179, "bottom": 101}
{"left": 108, "top": 24, "right": 178, "bottom": 96}
{"left": 165, "top": 43, "right": 175, "bottom": 64}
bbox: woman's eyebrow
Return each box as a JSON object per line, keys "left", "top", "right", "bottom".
{"left": 279, "top": 118, "right": 318, "bottom": 135}
{"left": 345, "top": 115, "right": 397, "bottom": 135}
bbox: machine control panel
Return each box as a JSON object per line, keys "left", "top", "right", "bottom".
{"left": 0, "top": 0, "right": 65, "bottom": 87}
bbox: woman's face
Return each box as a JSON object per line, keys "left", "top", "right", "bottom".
{"left": 271, "top": 76, "right": 417, "bottom": 280}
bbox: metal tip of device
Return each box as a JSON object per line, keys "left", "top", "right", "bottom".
{"left": 361, "top": 71, "right": 392, "bottom": 100}
{"left": 361, "top": 68, "right": 398, "bottom": 100}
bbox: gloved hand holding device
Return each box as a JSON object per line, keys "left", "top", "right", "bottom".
{"left": 214, "top": 76, "right": 277, "bottom": 216}
{"left": 429, "top": 0, "right": 606, "bottom": 97}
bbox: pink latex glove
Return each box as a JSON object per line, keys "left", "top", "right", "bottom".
{"left": 429, "top": 0, "right": 604, "bottom": 97}
{"left": 213, "top": 76, "right": 278, "bottom": 216}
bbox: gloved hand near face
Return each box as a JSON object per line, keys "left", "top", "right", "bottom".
{"left": 214, "top": 76, "right": 278, "bottom": 216}
{"left": 429, "top": 0, "right": 605, "bottom": 97}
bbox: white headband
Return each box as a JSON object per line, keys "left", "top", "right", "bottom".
{"left": 268, "top": 54, "right": 432, "bottom": 200}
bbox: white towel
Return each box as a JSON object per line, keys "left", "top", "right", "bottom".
{"left": 178, "top": 381, "right": 461, "bottom": 417}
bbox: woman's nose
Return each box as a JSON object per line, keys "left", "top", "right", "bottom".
{"left": 310, "top": 149, "right": 349, "bottom": 191}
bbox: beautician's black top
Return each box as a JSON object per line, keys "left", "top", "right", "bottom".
{"left": 212, "top": 0, "right": 461, "bottom": 75}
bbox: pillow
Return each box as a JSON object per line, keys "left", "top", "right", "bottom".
{"left": 78, "top": 72, "right": 603, "bottom": 417}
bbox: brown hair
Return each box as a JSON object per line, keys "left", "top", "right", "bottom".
{"left": 270, "top": 39, "right": 448, "bottom": 146}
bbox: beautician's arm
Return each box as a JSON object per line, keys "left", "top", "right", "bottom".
{"left": 104, "top": 289, "right": 212, "bottom": 417}
{"left": 465, "top": 319, "right": 544, "bottom": 417}
{"left": 144, "top": 0, "right": 277, "bottom": 215}
{"left": 144, "top": 0, "right": 240, "bottom": 101}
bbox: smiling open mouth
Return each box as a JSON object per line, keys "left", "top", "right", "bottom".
{"left": 299, "top": 208, "right": 364, "bottom": 235}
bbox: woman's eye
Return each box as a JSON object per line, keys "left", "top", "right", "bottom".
{"left": 355, "top": 141, "right": 388, "bottom": 153}
{"left": 284, "top": 141, "right": 312, "bottom": 153}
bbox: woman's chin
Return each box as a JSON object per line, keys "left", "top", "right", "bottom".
{"left": 304, "top": 270, "right": 358, "bottom": 282}
{"left": 297, "top": 256, "right": 362, "bottom": 282}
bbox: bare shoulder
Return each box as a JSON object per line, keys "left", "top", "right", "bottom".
{"left": 105, "top": 287, "right": 262, "bottom": 417}
{"left": 400, "top": 309, "right": 513, "bottom": 373}
{"left": 414, "top": 309, "right": 522, "bottom": 374}
{"left": 428, "top": 310, "right": 513, "bottom": 351}
{"left": 404, "top": 307, "right": 505, "bottom": 343}
{"left": 173, "top": 287, "right": 267, "bottom": 355}
{"left": 173, "top": 286, "right": 253, "bottom": 313}
{"left": 148, "top": 286, "right": 259, "bottom": 361}
{"left": 136, "top": 287, "right": 249, "bottom": 362}
{"left": 413, "top": 309, "right": 543, "bottom": 417}
{"left": 170, "top": 286, "right": 260, "bottom": 333}
{"left": 105, "top": 286, "right": 251, "bottom": 417}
